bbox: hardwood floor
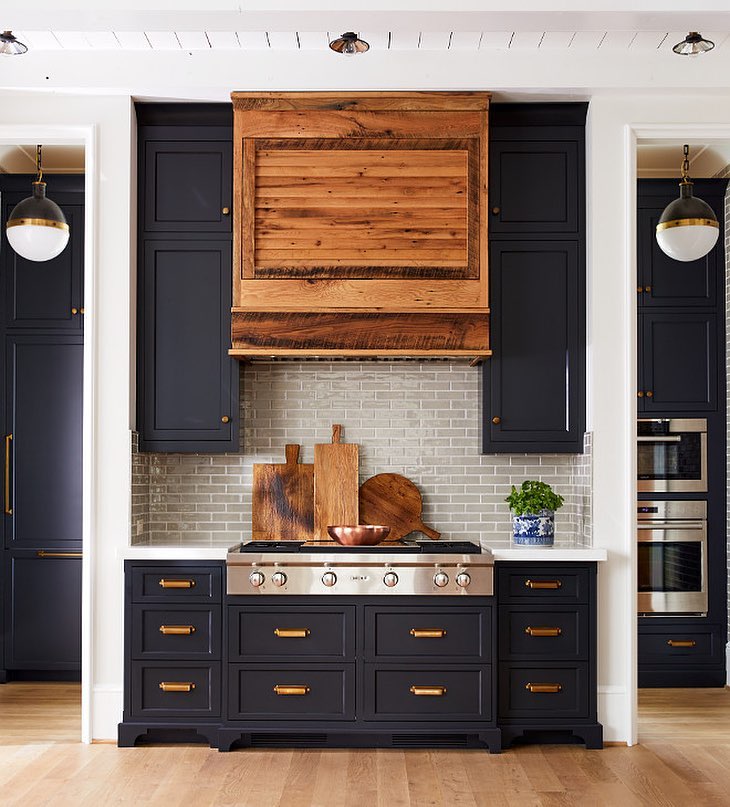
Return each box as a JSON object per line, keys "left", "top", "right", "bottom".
{"left": 1, "top": 684, "right": 730, "bottom": 806}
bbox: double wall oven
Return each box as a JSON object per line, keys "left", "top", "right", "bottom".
{"left": 637, "top": 418, "right": 707, "bottom": 493}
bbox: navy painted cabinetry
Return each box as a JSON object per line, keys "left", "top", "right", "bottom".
{"left": 483, "top": 104, "right": 586, "bottom": 453}
{"left": 136, "top": 104, "right": 239, "bottom": 452}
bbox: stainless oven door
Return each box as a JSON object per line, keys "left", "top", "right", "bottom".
{"left": 637, "top": 521, "right": 707, "bottom": 614}
{"left": 637, "top": 418, "right": 707, "bottom": 493}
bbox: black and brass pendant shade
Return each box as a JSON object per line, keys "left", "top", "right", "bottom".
{"left": 655, "top": 145, "right": 719, "bottom": 263}
{"left": 0, "top": 31, "right": 28, "bottom": 56}
{"left": 6, "top": 145, "right": 70, "bottom": 262}
{"left": 329, "top": 32, "right": 369, "bottom": 55}
{"left": 672, "top": 32, "right": 715, "bottom": 56}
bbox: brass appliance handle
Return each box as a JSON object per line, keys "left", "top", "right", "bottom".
{"left": 36, "top": 551, "right": 83, "bottom": 558}
{"left": 525, "top": 626, "right": 562, "bottom": 637}
{"left": 158, "top": 578, "right": 196, "bottom": 589}
{"left": 524, "top": 579, "right": 562, "bottom": 590}
{"left": 410, "top": 628, "right": 446, "bottom": 639}
{"left": 274, "top": 685, "right": 310, "bottom": 696}
{"left": 159, "top": 625, "right": 196, "bottom": 635}
{"left": 525, "top": 683, "right": 562, "bottom": 694}
{"left": 159, "top": 682, "right": 195, "bottom": 693}
{"left": 410, "top": 685, "right": 447, "bottom": 697}
{"left": 274, "top": 628, "right": 310, "bottom": 638}
{"left": 667, "top": 639, "right": 696, "bottom": 648}
{"left": 4, "top": 434, "right": 11, "bottom": 515}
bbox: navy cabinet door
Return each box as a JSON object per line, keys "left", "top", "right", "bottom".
{"left": 1, "top": 179, "right": 84, "bottom": 330}
{"left": 639, "top": 312, "right": 717, "bottom": 412}
{"left": 4, "top": 550, "right": 81, "bottom": 671}
{"left": 483, "top": 241, "right": 584, "bottom": 452}
{"left": 138, "top": 240, "right": 238, "bottom": 451}
{"left": 4, "top": 335, "right": 83, "bottom": 549}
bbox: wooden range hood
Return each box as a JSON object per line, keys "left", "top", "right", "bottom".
{"left": 230, "top": 91, "right": 491, "bottom": 360}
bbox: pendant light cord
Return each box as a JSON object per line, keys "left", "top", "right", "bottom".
{"left": 35, "top": 144, "right": 43, "bottom": 184}
{"left": 680, "top": 144, "right": 690, "bottom": 185}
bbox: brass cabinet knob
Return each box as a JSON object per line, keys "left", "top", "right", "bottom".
{"left": 221, "top": 415, "right": 230, "bottom": 423}
{"left": 222, "top": 207, "right": 230, "bottom": 215}
{"left": 637, "top": 286, "right": 643, "bottom": 294}
{"left": 644, "top": 285, "right": 652, "bottom": 293}
{"left": 492, "top": 416, "right": 501, "bottom": 425}
{"left": 491, "top": 206, "right": 500, "bottom": 215}
{"left": 71, "top": 308, "right": 78, "bottom": 315}
{"left": 637, "top": 391, "right": 644, "bottom": 398}
{"left": 646, "top": 390, "right": 653, "bottom": 398}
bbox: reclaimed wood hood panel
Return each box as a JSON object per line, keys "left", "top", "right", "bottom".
{"left": 230, "top": 92, "right": 491, "bottom": 360}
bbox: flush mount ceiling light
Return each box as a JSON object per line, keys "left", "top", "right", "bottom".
{"left": 672, "top": 32, "right": 715, "bottom": 56}
{"left": 655, "top": 144, "right": 719, "bottom": 263}
{"left": 0, "top": 30, "right": 28, "bottom": 55}
{"left": 6, "top": 145, "right": 70, "bottom": 262}
{"left": 329, "top": 32, "right": 369, "bottom": 56}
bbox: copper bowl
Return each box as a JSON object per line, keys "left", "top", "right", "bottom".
{"left": 327, "top": 525, "right": 391, "bottom": 546}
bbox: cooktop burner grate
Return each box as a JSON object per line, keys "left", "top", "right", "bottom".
{"left": 237, "top": 540, "right": 482, "bottom": 554}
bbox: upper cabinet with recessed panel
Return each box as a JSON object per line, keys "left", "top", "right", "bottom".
{"left": 230, "top": 92, "right": 491, "bottom": 359}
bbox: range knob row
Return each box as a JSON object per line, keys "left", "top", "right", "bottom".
{"left": 434, "top": 571, "right": 471, "bottom": 588}
{"left": 249, "top": 569, "right": 472, "bottom": 589}
{"left": 249, "top": 570, "right": 289, "bottom": 587}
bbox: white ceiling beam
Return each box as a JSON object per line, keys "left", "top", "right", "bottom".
{"left": 176, "top": 31, "right": 210, "bottom": 50}
{"left": 358, "top": 31, "right": 391, "bottom": 50}
{"left": 205, "top": 31, "right": 240, "bottom": 49}
{"left": 52, "top": 31, "right": 89, "bottom": 49}
{"left": 17, "top": 30, "right": 62, "bottom": 50}
{"left": 266, "top": 31, "right": 299, "bottom": 50}
{"left": 113, "top": 31, "right": 150, "bottom": 49}
{"left": 145, "top": 32, "right": 181, "bottom": 50}
{"left": 389, "top": 31, "right": 420, "bottom": 49}
{"left": 510, "top": 32, "right": 544, "bottom": 49}
{"left": 236, "top": 31, "right": 270, "bottom": 50}
{"left": 479, "top": 32, "right": 513, "bottom": 49}
{"left": 540, "top": 31, "right": 575, "bottom": 48}
{"left": 570, "top": 31, "right": 605, "bottom": 49}
{"left": 450, "top": 32, "right": 482, "bottom": 50}
{"left": 599, "top": 31, "right": 636, "bottom": 48}
{"left": 84, "top": 31, "right": 121, "bottom": 49}
{"left": 629, "top": 32, "right": 668, "bottom": 50}
{"left": 297, "top": 32, "right": 329, "bottom": 50}
{"left": 418, "top": 31, "right": 452, "bottom": 49}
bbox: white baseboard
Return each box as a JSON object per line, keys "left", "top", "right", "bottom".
{"left": 92, "top": 685, "right": 123, "bottom": 742}
{"left": 597, "top": 686, "right": 633, "bottom": 745}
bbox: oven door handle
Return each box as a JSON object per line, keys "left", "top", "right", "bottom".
{"left": 637, "top": 435, "right": 682, "bottom": 443}
{"left": 637, "top": 522, "right": 705, "bottom": 530}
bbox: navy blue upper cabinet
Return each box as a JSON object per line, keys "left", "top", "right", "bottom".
{"left": 1, "top": 177, "right": 84, "bottom": 330}
{"left": 136, "top": 105, "right": 239, "bottom": 452}
{"left": 483, "top": 104, "right": 587, "bottom": 454}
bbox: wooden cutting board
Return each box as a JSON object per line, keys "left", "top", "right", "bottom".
{"left": 314, "top": 424, "right": 359, "bottom": 540}
{"left": 359, "top": 473, "right": 441, "bottom": 541}
{"left": 252, "top": 444, "right": 314, "bottom": 541}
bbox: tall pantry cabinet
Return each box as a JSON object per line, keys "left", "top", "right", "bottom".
{"left": 0, "top": 175, "right": 84, "bottom": 681}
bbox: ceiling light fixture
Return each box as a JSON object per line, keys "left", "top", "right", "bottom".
{"left": 672, "top": 32, "right": 715, "bottom": 56}
{"left": 655, "top": 144, "right": 719, "bottom": 263}
{"left": 0, "top": 30, "right": 28, "bottom": 55}
{"left": 6, "top": 145, "right": 70, "bottom": 262}
{"left": 329, "top": 32, "right": 369, "bottom": 56}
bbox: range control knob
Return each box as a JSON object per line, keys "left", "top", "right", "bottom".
{"left": 271, "top": 571, "right": 287, "bottom": 587}
{"left": 249, "top": 570, "right": 265, "bottom": 588}
{"left": 322, "top": 571, "right": 337, "bottom": 587}
{"left": 383, "top": 572, "right": 399, "bottom": 588}
{"left": 433, "top": 571, "right": 450, "bottom": 588}
{"left": 456, "top": 572, "right": 472, "bottom": 588}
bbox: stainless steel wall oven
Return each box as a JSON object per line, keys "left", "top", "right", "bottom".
{"left": 637, "top": 418, "right": 707, "bottom": 493}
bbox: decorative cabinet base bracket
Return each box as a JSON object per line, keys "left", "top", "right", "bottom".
{"left": 500, "top": 723, "right": 603, "bottom": 750}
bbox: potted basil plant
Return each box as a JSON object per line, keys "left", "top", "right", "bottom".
{"left": 505, "top": 481, "right": 565, "bottom": 546}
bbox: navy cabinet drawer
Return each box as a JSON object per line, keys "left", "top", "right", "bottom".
{"left": 131, "top": 565, "right": 221, "bottom": 603}
{"left": 639, "top": 628, "right": 720, "bottom": 664}
{"left": 499, "top": 607, "right": 588, "bottom": 661}
{"left": 228, "top": 606, "right": 355, "bottom": 660}
{"left": 364, "top": 665, "right": 491, "bottom": 721}
{"left": 129, "top": 661, "right": 220, "bottom": 718}
{"left": 498, "top": 565, "right": 590, "bottom": 604}
{"left": 365, "top": 607, "right": 491, "bottom": 662}
{"left": 131, "top": 606, "right": 221, "bottom": 660}
{"left": 228, "top": 664, "right": 355, "bottom": 721}
{"left": 498, "top": 663, "right": 589, "bottom": 719}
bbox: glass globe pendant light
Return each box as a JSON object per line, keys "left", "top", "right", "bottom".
{"left": 6, "top": 144, "right": 70, "bottom": 262}
{"left": 655, "top": 144, "right": 719, "bottom": 262}
{"left": 329, "top": 32, "right": 369, "bottom": 55}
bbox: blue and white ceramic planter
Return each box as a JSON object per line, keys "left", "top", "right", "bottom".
{"left": 511, "top": 510, "right": 555, "bottom": 546}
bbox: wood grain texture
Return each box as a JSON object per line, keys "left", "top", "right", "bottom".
{"left": 252, "top": 444, "right": 314, "bottom": 541}
{"left": 359, "top": 473, "right": 440, "bottom": 541}
{"left": 231, "top": 311, "right": 489, "bottom": 354}
{"left": 232, "top": 91, "right": 491, "bottom": 111}
{"left": 313, "top": 424, "right": 359, "bottom": 541}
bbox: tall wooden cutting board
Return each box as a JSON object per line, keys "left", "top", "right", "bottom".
{"left": 252, "top": 444, "right": 314, "bottom": 540}
{"left": 314, "top": 424, "right": 359, "bottom": 540}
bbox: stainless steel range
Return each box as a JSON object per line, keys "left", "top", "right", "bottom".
{"left": 226, "top": 540, "right": 494, "bottom": 596}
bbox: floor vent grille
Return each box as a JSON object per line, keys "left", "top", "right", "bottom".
{"left": 250, "top": 733, "right": 328, "bottom": 747}
{"left": 391, "top": 734, "right": 468, "bottom": 748}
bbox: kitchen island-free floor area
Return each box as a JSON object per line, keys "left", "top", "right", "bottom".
{"left": 1, "top": 685, "right": 730, "bottom": 806}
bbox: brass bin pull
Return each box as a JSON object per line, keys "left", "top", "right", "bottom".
{"left": 159, "top": 625, "right": 196, "bottom": 635}
{"left": 4, "top": 434, "right": 11, "bottom": 516}
{"left": 410, "top": 628, "right": 446, "bottom": 639}
{"left": 525, "top": 683, "right": 562, "bottom": 694}
{"left": 525, "top": 626, "right": 562, "bottom": 637}
{"left": 274, "top": 685, "right": 310, "bottom": 696}
{"left": 36, "top": 551, "right": 83, "bottom": 559}
{"left": 159, "top": 682, "right": 195, "bottom": 693}
{"left": 524, "top": 579, "right": 562, "bottom": 590}
{"left": 410, "top": 686, "right": 447, "bottom": 697}
{"left": 667, "top": 639, "right": 696, "bottom": 648}
{"left": 158, "top": 578, "right": 196, "bottom": 589}
{"left": 274, "top": 628, "right": 311, "bottom": 638}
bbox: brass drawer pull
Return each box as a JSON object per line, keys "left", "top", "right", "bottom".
{"left": 525, "top": 683, "right": 562, "bottom": 694}
{"left": 274, "top": 685, "right": 310, "bottom": 696}
{"left": 4, "top": 434, "right": 12, "bottom": 516}
{"left": 36, "top": 551, "right": 83, "bottom": 558}
{"left": 159, "top": 682, "right": 195, "bottom": 693}
{"left": 159, "top": 625, "right": 196, "bottom": 635}
{"left": 524, "top": 579, "right": 562, "bottom": 590}
{"left": 410, "top": 685, "right": 447, "bottom": 697}
{"left": 667, "top": 639, "right": 696, "bottom": 648}
{"left": 410, "top": 628, "right": 446, "bottom": 639}
{"left": 274, "top": 628, "right": 310, "bottom": 638}
{"left": 525, "top": 626, "right": 562, "bottom": 637}
{"left": 158, "top": 578, "right": 196, "bottom": 589}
